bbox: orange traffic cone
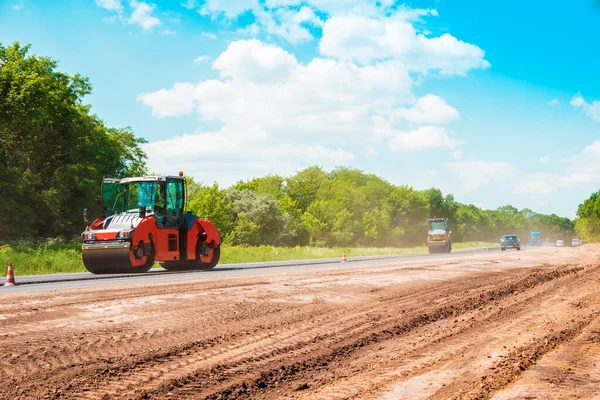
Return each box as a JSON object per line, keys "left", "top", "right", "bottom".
{"left": 341, "top": 251, "right": 348, "bottom": 263}
{"left": 4, "top": 263, "right": 15, "bottom": 287}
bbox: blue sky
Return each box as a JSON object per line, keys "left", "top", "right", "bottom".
{"left": 1, "top": 0, "right": 600, "bottom": 218}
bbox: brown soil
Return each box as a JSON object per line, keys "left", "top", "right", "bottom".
{"left": 1, "top": 246, "right": 600, "bottom": 399}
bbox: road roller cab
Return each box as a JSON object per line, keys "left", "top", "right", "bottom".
{"left": 81, "top": 172, "right": 221, "bottom": 274}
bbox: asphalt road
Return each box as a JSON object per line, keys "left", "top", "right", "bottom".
{"left": 0, "top": 246, "right": 535, "bottom": 294}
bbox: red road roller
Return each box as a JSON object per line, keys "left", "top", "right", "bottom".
{"left": 81, "top": 172, "right": 220, "bottom": 274}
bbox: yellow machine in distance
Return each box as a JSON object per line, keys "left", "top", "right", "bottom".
{"left": 427, "top": 217, "right": 452, "bottom": 253}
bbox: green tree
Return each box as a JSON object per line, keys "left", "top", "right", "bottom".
{"left": 188, "top": 183, "right": 234, "bottom": 238}
{"left": 0, "top": 42, "right": 148, "bottom": 241}
{"left": 225, "top": 189, "right": 286, "bottom": 245}
{"left": 286, "top": 166, "right": 328, "bottom": 212}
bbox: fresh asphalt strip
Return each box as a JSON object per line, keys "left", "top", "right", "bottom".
{"left": 1, "top": 246, "right": 505, "bottom": 287}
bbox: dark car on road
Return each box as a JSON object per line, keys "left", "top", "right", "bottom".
{"left": 501, "top": 235, "right": 521, "bottom": 251}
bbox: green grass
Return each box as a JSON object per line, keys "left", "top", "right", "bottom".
{"left": 0, "top": 239, "right": 498, "bottom": 277}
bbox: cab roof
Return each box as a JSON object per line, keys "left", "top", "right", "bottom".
{"left": 118, "top": 175, "right": 184, "bottom": 184}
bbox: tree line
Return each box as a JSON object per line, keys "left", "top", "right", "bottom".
{"left": 185, "top": 168, "right": 576, "bottom": 247}
{"left": 0, "top": 41, "right": 581, "bottom": 246}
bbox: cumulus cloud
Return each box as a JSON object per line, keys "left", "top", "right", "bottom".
{"left": 254, "top": 6, "right": 324, "bottom": 43}
{"left": 139, "top": 3, "right": 488, "bottom": 184}
{"left": 220, "top": 0, "right": 405, "bottom": 19}
{"left": 128, "top": 1, "right": 161, "bottom": 30}
{"left": 96, "top": 0, "right": 163, "bottom": 30}
{"left": 137, "top": 39, "right": 440, "bottom": 180}
{"left": 319, "top": 13, "right": 489, "bottom": 75}
{"left": 96, "top": 0, "right": 123, "bottom": 12}
{"left": 548, "top": 98, "right": 558, "bottom": 106}
{"left": 558, "top": 140, "right": 600, "bottom": 186}
{"left": 138, "top": 39, "right": 414, "bottom": 132}
{"left": 178, "top": 1, "right": 489, "bottom": 73}
{"left": 571, "top": 93, "right": 600, "bottom": 122}
{"left": 513, "top": 141, "right": 600, "bottom": 198}
{"left": 142, "top": 129, "right": 354, "bottom": 185}
{"left": 12, "top": 0, "right": 24, "bottom": 10}
{"left": 193, "top": 55, "right": 211, "bottom": 64}
{"left": 212, "top": 40, "right": 299, "bottom": 83}
{"left": 199, "top": 0, "right": 255, "bottom": 18}
{"left": 392, "top": 94, "right": 459, "bottom": 125}
{"left": 181, "top": 0, "right": 197, "bottom": 10}
{"left": 388, "top": 126, "right": 457, "bottom": 151}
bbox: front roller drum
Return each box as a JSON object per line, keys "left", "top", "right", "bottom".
{"left": 82, "top": 244, "right": 153, "bottom": 274}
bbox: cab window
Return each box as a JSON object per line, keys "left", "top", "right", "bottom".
{"left": 165, "top": 178, "right": 184, "bottom": 226}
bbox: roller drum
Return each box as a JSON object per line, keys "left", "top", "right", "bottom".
{"left": 82, "top": 242, "right": 151, "bottom": 274}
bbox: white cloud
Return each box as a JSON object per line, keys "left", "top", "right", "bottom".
{"left": 142, "top": 129, "right": 354, "bottom": 186}
{"left": 513, "top": 141, "right": 600, "bottom": 197}
{"left": 236, "top": 23, "right": 262, "bottom": 38}
{"left": 319, "top": 13, "right": 490, "bottom": 75}
{"left": 95, "top": 0, "right": 163, "bottom": 30}
{"left": 193, "top": 55, "right": 211, "bottom": 64}
{"left": 201, "top": 32, "right": 218, "bottom": 39}
{"left": 161, "top": 29, "right": 176, "bottom": 35}
{"left": 138, "top": 39, "right": 414, "bottom": 130}
{"left": 570, "top": 93, "right": 600, "bottom": 122}
{"left": 199, "top": 0, "right": 255, "bottom": 18}
{"left": 163, "top": 10, "right": 182, "bottom": 23}
{"left": 557, "top": 140, "right": 600, "bottom": 187}
{"left": 12, "top": 0, "right": 24, "bottom": 10}
{"left": 177, "top": 2, "right": 489, "bottom": 79}
{"left": 388, "top": 126, "right": 457, "bottom": 151}
{"left": 570, "top": 93, "right": 585, "bottom": 107}
{"left": 138, "top": 82, "right": 198, "bottom": 118}
{"left": 139, "top": 4, "right": 488, "bottom": 185}
{"left": 262, "top": 0, "right": 401, "bottom": 18}
{"left": 254, "top": 6, "right": 324, "bottom": 43}
{"left": 548, "top": 98, "right": 558, "bottom": 106}
{"left": 137, "top": 39, "right": 438, "bottom": 180}
{"left": 212, "top": 40, "right": 298, "bottom": 83}
{"left": 181, "top": 0, "right": 197, "bottom": 9}
{"left": 128, "top": 1, "right": 161, "bottom": 30}
{"left": 446, "top": 160, "right": 515, "bottom": 191}
{"left": 96, "top": 0, "right": 122, "bottom": 12}
{"left": 392, "top": 94, "right": 459, "bottom": 125}
{"left": 539, "top": 156, "right": 550, "bottom": 164}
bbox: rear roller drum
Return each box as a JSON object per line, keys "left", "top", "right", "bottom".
{"left": 162, "top": 244, "right": 221, "bottom": 272}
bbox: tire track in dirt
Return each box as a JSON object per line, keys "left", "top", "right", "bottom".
{"left": 454, "top": 317, "right": 596, "bottom": 400}
{"left": 71, "top": 274, "right": 496, "bottom": 399}
{"left": 0, "top": 247, "right": 594, "bottom": 400}
{"left": 294, "top": 268, "right": 597, "bottom": 400}
{"left": 11, "top": 267, "right": 526, "bottom": 399}
{"left": 136, "top": 266, "right": 585, "bottom": 400}
{"left": 492, "top": 314, "right": 600, "bottom": 399}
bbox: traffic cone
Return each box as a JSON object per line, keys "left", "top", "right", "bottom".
{"left": 4, "top": 263, "right": 15, "bottom": 287}
{"left": 341, "top": 251, "right": 348, "bottom": 263}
